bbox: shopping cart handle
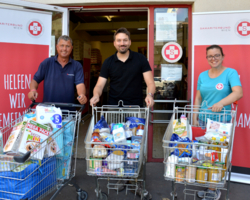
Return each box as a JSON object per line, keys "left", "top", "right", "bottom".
{"left": 14, "top": 151, "right": 31, "bottom": 163}
{"left": 29, "top": 101, "right": 85, "bottom": 112}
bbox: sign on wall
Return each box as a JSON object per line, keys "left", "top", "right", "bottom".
{"left": 0, "top": 7, "right": 51, "bottom": 128}
{"left": 192, "top": 11, "right": 250, "bottom": 183}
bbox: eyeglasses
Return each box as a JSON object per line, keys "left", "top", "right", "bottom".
{"left": 206, "top": 54, "right": 221, "bottom": 60}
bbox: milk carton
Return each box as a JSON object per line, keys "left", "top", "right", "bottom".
{"left": 36, "top": 104, "right": 62, "bottom": 130}
{"left": 18, "top": 120, "right": 51, "bottom": 160}
{"left": 3, "top": 121, "right": 26, "bottom": 153}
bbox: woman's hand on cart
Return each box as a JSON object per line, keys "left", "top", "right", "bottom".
{"left": 28, "top": 89, "right": 38, "bottom": 101}
{"left": 77, "top": 94, "right": 88, "bottom": 105}
{"left": 208, "top": 102, "right": 224, "bottom": 112}
{"left": 90, "top": 95, "right": 100, "bottom": 106}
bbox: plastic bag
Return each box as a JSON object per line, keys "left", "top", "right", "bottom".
{"left": 93, "top": 116, "right": 109, "bottom": 132}
{"left": 170, "top": 134, "right": 192, "bottom": 158}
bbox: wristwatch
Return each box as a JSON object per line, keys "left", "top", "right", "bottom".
{"left": 148, "top": 93, "right": 154, "bottom": 98}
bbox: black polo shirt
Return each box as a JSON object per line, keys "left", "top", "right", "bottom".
{"left": 100, "top": 50, "right": 151, "bottom": 106}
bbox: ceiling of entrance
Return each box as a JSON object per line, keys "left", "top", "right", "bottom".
{"left": 70, "top": 10, "right": 148, "bottom": 42}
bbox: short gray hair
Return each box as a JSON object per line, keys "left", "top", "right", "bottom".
{"left": 57, "top": 35, "right": 73, "bottom": 45}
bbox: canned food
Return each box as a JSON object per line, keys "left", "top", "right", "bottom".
{"left": 176, "top": 165, "right": 185, "bottom": 182}
{"left": 208, "top": 167, "right": 219, "bottom": 183}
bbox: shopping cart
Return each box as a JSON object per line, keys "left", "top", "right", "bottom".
{"left": 162, "top": 103, "right": 237, "bottom": 200}
{"left": 85, "top": 101, "right": 149, "bottom": 200}
{"left": 0, "top": 102, "right": 88, "bottom": 200}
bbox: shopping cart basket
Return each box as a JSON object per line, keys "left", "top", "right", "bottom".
{"left": 85, "top": 101, "right": 149, "bottom": 200}
{"left": 0, "top": 102, "right": 88, "bottom": 200}
{"left": 162, "top": 103, "right": 237, "bottom": 200}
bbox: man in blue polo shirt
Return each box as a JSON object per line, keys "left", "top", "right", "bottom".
{"left": 28, "top": 35, "right": 87, "bottom": 105}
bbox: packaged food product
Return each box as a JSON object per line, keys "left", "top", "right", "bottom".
{"left": 173, "top": 118, "right": 187, "bottom": 138}
{"left": 92, "top": 144, "right": 107, "bottom": 158}
{"left": 89, "top": 157, "right": 102, "bottom": 169}
{"left": 165, "top": 154, "right": 178, "bottom": 178}
{"left": 206, "top": 119, "right": 232, "bottom": 142}
{"left": 136, "top": 124, "right": 144, "bottom": 136}
{"left": 112, "top": 123, "right": 126, "bottom": 143}
{"left": 18, "top": 120, "right": 51, "bottom": 160}
{"left": 175, "top": 165, "right": 185, "bottom": 182}
{"left": 124, "top": 121, "right": 133, "bottom": 138}
{"left": 36, "top": 104, "right": 62, "bottom": 129}
{"left": 94, "top": 116, "right": 110, "bottom": 133}
{"left": 170, "top": 134, "right": 192, "bottom": 158}
{"left": 186, "top": 166, "right": 196, "bottom": 183}
{"left": 125, "top": 117, "right": 145, "bottom": 136}
{"left": 196, "top": 167, "right": 208, "bottom": 184}
{"left": 4, "top": 121, "right": 26, "bottom": 153}
{"left": 106, "top": 150, "right": 124, "bottom": 170}
{"left": 23, "top": 112, "right": 36, "bottom": 122}
{"left": 127, "top": 150, "right": 139, "bottom": 159}
{"left": 208, "top": 167, "right": 220, "bottom": 183}
{"left": 91, "top": 132, "right": 102, "bottom": 148}
{"left": 131, "top": 136, "right": 142, "bottom": 150}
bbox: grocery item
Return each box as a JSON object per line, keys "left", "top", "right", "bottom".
{"left": 18, "top": 120, "right": 51, "bottom": 160}
{"left": 89, "top": 157, "right": 102, "bottom": 169}
{"left": 165, "top": 154, "right": 178, "bottom": 178}
{"left": 186, "top": 166, "right": 196, "bottom": 183}
{"left": 196, "top": 167, "right": 208, "bottom": 184}
{"left": 136, "top": 124, "right": 144, "bottom": 136}
{"left": 23, "top": 112, "right": 36, "bottom": 122}
{"left": 106, "top": 150, "right": 124, "bottom": 170}
{"left": 94, "top": 115, "right": 109, "bottom": 132}
{"left": 91, "top": 132, "right": 102, "bottom": 147}
{"left": 112, "top": 124, "right": 126, "bottom": 143}
{"left": 175, "top": 165, "right": 185, "bottom": 182}
{"left": 124, "top": 121, "right": 133, "bottom": 138}
{"left": 125, "top": 117, "right": 145, "bottom": 136}
{"left": 170, "top": 134, "right": 192, "bottom": 158}
{"left": 92, "top": 144, "right": 107, "bottom": 158}
{"left": 4, "top": 121, "right": 26, "bottom": 153}
{"left": 173, "top": 116, "right": 187, "bottom": 138}
{"left": 127, "top": 150, "right": 139, "bottom": 159}
{"left": 36, "top": 104, "right": 62, "bottom": 129}
{"left": 206, "top": 119, "right": 232, "bottom": 142}
{"left": 208, "top": 167, "right": 220, "bottom": 183}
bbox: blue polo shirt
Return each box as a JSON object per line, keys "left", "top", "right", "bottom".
{"left": 33, "top": 55, "right": 84, "bottom": 104}
{"left": 197, "top": 68, "right": 241, "bottom": 121}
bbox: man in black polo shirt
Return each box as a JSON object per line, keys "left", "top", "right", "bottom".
{"left": 28, "top": 35, "right": 87, "bottom": 105}
{"left": 90, "top": 27, "right": 155, "bottom": 199}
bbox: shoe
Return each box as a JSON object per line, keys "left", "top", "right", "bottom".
{"left": 197, "top": 189, "right": 221, "bottom": 200}
{"left": 136, "top": 187, "right": 152, "bottom": 200}
{"left": 113, "top": 180, "right": 128, "bottom": 192}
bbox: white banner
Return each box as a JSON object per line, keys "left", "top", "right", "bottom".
{"left": 0, "top": 7, "right": 51, "bottom": 45}
{"left": 192, "top": 11, "right": 250, "bottom": 183}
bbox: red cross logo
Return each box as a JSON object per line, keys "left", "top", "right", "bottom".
{"left": 216, "top": 83, "right": 224, "bottom": 90}
{"left": 28, "top": 21, "right": 42, "bottom": 36}
{"left": 161, "top": 42, "right": 182, "bottom": 63}
{"left": 165, "top": 45, "right": 180, "bottom": 60}
{"left": 237, "top": 21, "right": 250, "bottom": 36}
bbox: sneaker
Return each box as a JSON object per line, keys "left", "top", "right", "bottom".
{"left": 113, "top": 180, "right": 128, "bottom": 192}
{"left": 136, "top": 187, "right": 152, "bottom": 200}
{"left": 198, "top": 189, "right": 221, "bottom": 200}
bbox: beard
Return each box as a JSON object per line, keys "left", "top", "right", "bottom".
{"left": 118, "top": 46, "right": 129, "bottom": 54}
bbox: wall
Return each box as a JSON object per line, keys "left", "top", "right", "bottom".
{"left": 24, "top": 0, "right": 250, "bottom": 12}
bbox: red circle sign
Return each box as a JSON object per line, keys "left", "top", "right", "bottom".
{"left": 28, "top": 21, "right": 43, "bottom": 36}
{"left": 237, "top": 21, "right": 250, "bottom": 36}
{"left": 161, "top": 42, "right": 183, "bottom": 63}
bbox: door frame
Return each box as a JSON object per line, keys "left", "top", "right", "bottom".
{"left": 67, "top": 4, "right": 193, "bottom": 162}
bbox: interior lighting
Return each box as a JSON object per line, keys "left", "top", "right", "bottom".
{"left": 105, "top": 16, "right": 112, "bottom": 21}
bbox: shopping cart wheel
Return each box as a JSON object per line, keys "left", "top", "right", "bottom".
{"left": 98, "top": 192, "right": 108, "bottom": 200}
{"left": 77, "top": 190, "right": 88, "bottom": 200}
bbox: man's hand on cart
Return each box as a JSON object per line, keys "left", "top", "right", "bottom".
{"left": 28, "top": 89, "right": 38, "bottom": 101}
{"left": 90, "top": 95, "right": 99, "bottom": 106}
{"left": 145, "top": 93, "right": 154, "bottom": 107}
{"left": 209, "top": 102, "right": 224, "bottom": 112}
{"left": 77, "top": 94, "right": 87, "bottom": 105}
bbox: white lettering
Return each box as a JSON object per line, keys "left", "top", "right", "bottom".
{"left": 21, "top": 74, "right": 24, "bottom": 89}
{"left": 238, "top": 113, "right": 243, "bottom": 128}
{"left": 25, "top": 74, "right": 31, "bottom": 89}
{"left": 22, "top": 93, "right": 26, "bottom": 108}
{"left": 244, "top": 114, "right": 250, "bottom": 128}
{"left": 17, "top": 93, "right": 21, "bottom": 108}
{"left": 9, "top": 94, "right": 17, "bottom": 109}
{"left": 13, "top": 74, "right": 17, "bottom": 89}
{"left": 17, "top": 74, "right": 20, "bottom": 89}
{"left": 9, "top": 74, "right": 13, "bottom": 90}
{"left": 0, "top": 111, "right": 25, "bottom": 128}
